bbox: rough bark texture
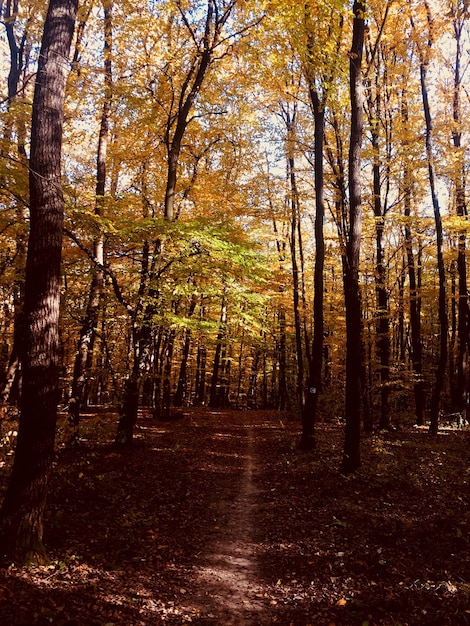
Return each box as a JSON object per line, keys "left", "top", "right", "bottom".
{"left": 0, "top": 0, "right": 77, "bottom": 565}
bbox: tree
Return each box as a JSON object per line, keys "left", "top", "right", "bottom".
{"left": 279, "top": 98, "right": 306, "bottom": 411}
{"left": 342, "top": 0, "right": 366, "bottom": 473}
{"left": 0, "top": 0, "right": 78, "bottom": 564}
{"left": 69, "top": 0, "right": 113, "bottom": 433}
{"left": 364, "top": 2, "right": 394, "bottom": 430}
{"left": 0, "top": 0, "right": 36, "bottom": 404}
{"left": 413, "top": 2, "right": 447, "bottom": 434}
{"left": 401, "top": 91, "right": 425, "bottom": 425}
{"left": 0, "top": 0, "right": 467, "bottom": 470}
{"left": 161, "top": 0, "right": 257, "bottom": 221}
{"left": 448, "top": 0, "right": 469, "bottom": 420}
{"left": 299, "top": 1, "right": 344, "bottom": 449}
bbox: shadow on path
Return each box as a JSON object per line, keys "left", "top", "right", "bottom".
{"left": 188, "top": 423, "right": 268, "bottom": 624}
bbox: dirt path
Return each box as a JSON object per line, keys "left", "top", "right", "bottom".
{"left": 1, "top": 409, "right": 468, "bottom": 625}
{"left": 189, "top": 421, "right": 267, "bottom": 624}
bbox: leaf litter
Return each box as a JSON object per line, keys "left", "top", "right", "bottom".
{"left": 0, "top": 407, "right": 468, "bottom": 625}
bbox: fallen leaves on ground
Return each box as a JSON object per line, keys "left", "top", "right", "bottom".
{"left": 0, "top": 408, "right": 468, "bottom": 625}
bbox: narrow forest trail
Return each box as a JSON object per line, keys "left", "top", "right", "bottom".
{"left": 0, "top": 409, "right": 468, "bottom": 626}
{"left": 185, "top": 418, "right": 268, "bottom": 625}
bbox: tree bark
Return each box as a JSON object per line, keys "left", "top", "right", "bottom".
{"left": 277, "top": 305, "right": 288, "bottom": 410}
{"left": 401, "top": 94, "right": 425, "bottom": 425}
{"left": 0, "top": 0, "right": 32, "bottom": 405}
{"left": 69, "top": 0, "right": 112, "bottom": 431}
{"left": 300, "top": 87, "right": 325, "bottom": 450}
{"left": 342, "top": 0, "right": 366, "bottom": 474}
{"left": 163, "top": 0, "right": 231, "bottom": 221}
{"left": 415, "top": 3, "right": 447, "bottom": 435}
{"left": 195, "top": 342, "right": 207, "bottom": 406}
{"left": 0, "top": 0, "right": 77, "bottom": 565}
{"left": 371, "top": 131, "right": 391, "bottom": 430}
{"left": 450, "top": 3, "right": 469, "bottom": 419}
{"left": 209, "top": 296, "right": 227, "bottom": 408}
{"left": 283, "top": 109, "right": 305, "bottom": 410}
{"left": 173, "top": 294, "right": 197, "bottom": 407}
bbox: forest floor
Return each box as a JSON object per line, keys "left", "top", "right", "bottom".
{"left": 0, "top": 407, "right": 469, "bottom": 625}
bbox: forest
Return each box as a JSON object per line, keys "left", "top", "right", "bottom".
{"left": 0, "top": 0, "right": 469, "bottom": 624}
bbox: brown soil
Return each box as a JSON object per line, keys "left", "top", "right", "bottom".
{"left": 0, "top": 408, "right": 469, "bottom": 625}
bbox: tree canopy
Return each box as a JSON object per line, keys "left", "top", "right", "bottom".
{"left": 0, "top": 0, "right": 469, "bottom": 556}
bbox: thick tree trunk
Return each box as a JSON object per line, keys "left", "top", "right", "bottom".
{"left": 342, "top": 0, "right": 366, "bottom": 474}
{"left": 0, "top": 0, "right": 77, "bottom": 565}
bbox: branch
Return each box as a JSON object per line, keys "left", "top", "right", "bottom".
{"left": 213, "top": 16, "right": 265, "bottom": 51}
{"left": 175, "top": 0, "right": 200, "bottom": 50}
{"left": 64, "top": 227, "right": 135, "bottom": 318}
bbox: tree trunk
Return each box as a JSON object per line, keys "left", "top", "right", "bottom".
{"left": 163, "top": 0, "right": 225, "bottom": 221}
{"left": 281, "top": 107, "right": 305, "bottom": 410}
{"left": 115, "top": 369, "right": 140, "bottom": 445}
{"left": 160, "top": 329, "right": 175, "bottom": 420}
{"left": 173, "top": 294, "right": 197, "bottom": 407}
{"left": 372, "top": 138, "right": 391, "bottom": 430}
{"left": 0, "top": 0, "right": 32, "bottom": 405}
{"left": 287, "top": 144, "right": 305, "bottom": 409}
{"left": 209, "top": 297, "right": 227, "bottom": 408}
{"left": 450, "top": 4, "right": 469, "bottom": 419}
{"left": 195, "top": 342, "right": 207, "bottom": 406}
{"left": 115, "top": 318, "right": 155, "bottom": 443}
{"left": 277, "top": 305, "right": 288, "bottom": 411}
{"left": 300, "top": 88, "right": 325, "bottom": 450}
{"left": 113, "top": 233, "right": 160, "bottom": 444}
{"left": 342, "top": 0, "right": 366, "bottom": 474}
{"left": 0, "top": 0, "right": 77, "bottom": 565}
{"left": 69, "top": 0, "right": 112, "bottom": 431}
{"left": 401, "top": 94, "right": 425, "bottom": 425}
{"left": 235, "top": 331, "right": 245, "bottom": 408}
{"left": 415, "top": 3, "right": 447, "bottom": 434}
